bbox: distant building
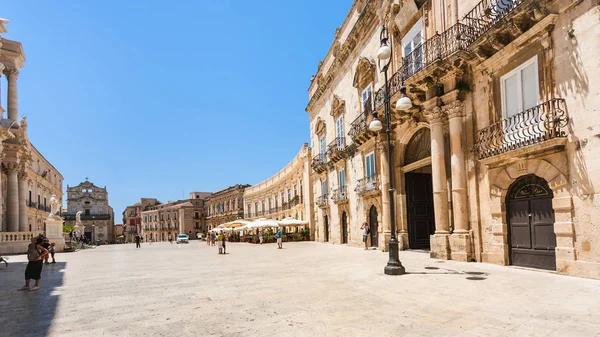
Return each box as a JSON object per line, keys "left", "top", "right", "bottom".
{"left": 204, "top": 185, "right": 249, "bottom": 230}
{"left": 122, "top": 198, "right": 160, "bottom": 242}
{"left": 63, "top": 180, "right": 114, "bottom": 244}
{"left": 141, "top": 192, "right": 208, "bottom": 242}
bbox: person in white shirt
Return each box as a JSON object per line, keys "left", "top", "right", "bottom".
{"left": 360, "top": 222, "right": 369, "bottom": 250}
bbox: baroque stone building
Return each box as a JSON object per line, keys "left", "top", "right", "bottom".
{"left": 0, "top": 19, "right": 64, "bottom": 254}
{"left": 141, "top": 192, "right": 208, "bottom": 242}
{"left": 243, "top": 144, "right": 313, "bottom": 227}
{"left": 63, "top": 180, "right": 114, "bottom": 244}
{"left": 307, "top": 0, "right": 600, "bottom": 278}
{"left": 204, "top": 184, "right": 249, "bottom": 230}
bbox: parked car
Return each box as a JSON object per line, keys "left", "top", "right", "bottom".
{"left": 176, "top": 234, "right": 189, "bottom": 244}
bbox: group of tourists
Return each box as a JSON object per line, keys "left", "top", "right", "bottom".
{"left": 206, "top": 227, "right": 284, "bottom": 254}
{"left": 18, "top": 234, "right": 57, "bottom": 291}
{"left": 68, "top": 230, "right": 90, "bottom": 249}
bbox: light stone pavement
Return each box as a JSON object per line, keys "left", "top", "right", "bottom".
{"left": 1, "top": 241, "right": 600, "bottom": 337}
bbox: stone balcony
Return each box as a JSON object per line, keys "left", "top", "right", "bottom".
{"left": 348, "top": 96, "right": 376, "bottom": 147}
{"left": 331, "top": 187, "right": 348, "bottom": 204}
{"left": 311, "top": 153, "right": 329, "bottom": 174}
{"left": 327, "top": 137, "right": 353, "bottom": 164}
{"left": 316, "top": 195, "right": 329, "bottom": 208}
{"left": 355, "top": 175, "right": 380, "bottom": 196}
{"left": 473, "top": 98, "right": 568, "bottom": 164}
{"left": 463, "top": 0, "right": 553, "bottom": 62}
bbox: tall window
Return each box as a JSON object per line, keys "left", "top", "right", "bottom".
{"left": 335, "top": 116, "right": 344, "bottom": 147}
{"left": 268, "top": 198, "right": 272, "bottom": 209}
{"left": 247, "top": 204, "right": 251, "bottom": 216}
{"left": 28, "top": 191, "right": 32, "bottom": 206}
{"left": 339, "top": 169, "right": 346, "bottom": 188}
{"left": 365, "top": 152, "right": 376, "bottom": 178}
{"left": 361, "top": 85, "right": 372, "bottom": 114}
{"left": 322, "top": 179, "right": 328, "bottom": 196}
{"left": 293, "top": 185, "right": 297, "bottom": 197}
{"left": 402, "top": 20, "right": 423, "bottom": 75}
{"left": 319, "top": 137, "right": 326, "bottom": 157}
{"left": 287, "top": 189, "right": 291, "bottom": 201}
{"left": 275, "top": 195, "right": 278, "bottom": 207}
{"left": 501, "top": 56, "right": 539, "bottom": 118}
{"left": 254, "top": 202, "right": 258, "bottom": 215}
{"left": 262, "top": 200, "right": 265, "bottom": 212}
{"left": 281, "top": 192, "right": 285, "bottom": 203}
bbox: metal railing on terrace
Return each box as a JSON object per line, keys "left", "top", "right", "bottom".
{"left": 474, "top": 99, "right": 568, "bottom": 159}
{"left": 316, "top": 195, "right": 328, "bottom": 207}
{"left": 463, "top": 0, "right": 527, "bottom": 44}
{"left": 331, "top": 187, "right": 348, "bottom": 202}
{"left": 355, "top": 175, "right": 380, "bottom": 195}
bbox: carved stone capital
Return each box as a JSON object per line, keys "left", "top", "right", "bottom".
{"left": 4, "top": 66, "right": 19, "bottom": 78}
{"left": 444, "top": 100, "right": 465, "bottom": 120}
{"left": 4, "top": 162, "right": 20, "bottom": 172}
{"left": 426, "top": 106, "right": 446, "bottom": 124}
{"left": 18, "top": 171, "right": 28, "bottom": 180}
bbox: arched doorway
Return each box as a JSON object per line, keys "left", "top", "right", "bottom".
{"left": 341, "top": 212, "right": 348, "bottom": 244}
{"left": 404, "top": 128, "right": 435, "bottom": 249}
{"left": 369, "top": 206, "right": 378, "bottom": 248}
{"left": 507, "top": 175, "right": 556, "bottom": 270}
{"left": 324, "top": 215, "right": 329, "bottom": 242}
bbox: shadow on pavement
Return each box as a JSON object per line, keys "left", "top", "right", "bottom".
{"left": 406, "top": 266, "right": 490, "bottom": 280}
{"left": 0, "top": 261, "right": 66, "bottom": 337}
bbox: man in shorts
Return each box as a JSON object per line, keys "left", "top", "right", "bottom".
{"left": 276, "top": 228, "right": 283, "bottom": 249}
{"left": 361, "top": 222, "right": 369, "bottom": 250}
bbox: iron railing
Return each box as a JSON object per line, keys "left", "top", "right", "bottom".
{"left": 463, "top": 0, "right": 526, "bottom": 44}
{"left": 474, "top": 99, "right": 568, "bottom": 159}
{"left": 349, "top": 96, "right": 372, "bottom": 138}
{"left": 403, "top": 23, "right": 473, "bottom": 80}
{"left": 316, "top": 195, "right": 329, "bottom": 207}
{"left": 332, "top": 187, "right": 348, "bottom": 202}
{"left": 355, "top": 175, "right": 380, "bottom": 195}
{"left": 374, "top": 70, "right": 404, "bottom": 111}
{"left": 327, "top": 137, "right": 346, "bottom": 156}
{"left": 312, "top": 153, "right": 327, "bottom": 167}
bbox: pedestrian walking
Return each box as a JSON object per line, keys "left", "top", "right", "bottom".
{"left": 168, "top": 234, "right": 173, "bottom": 244}
{"left": 135, "top": 235, "right": 141, "bottom": 248}
{"left": 210, "top": 232, "right": 216, "bottom": 246}
{"left": 361, "top": 222, "right": 370, "bottom": 250}
{"left": 259, "top": 230, "right": 264, "bottom": 245}
{"left": 18, "top": 236, "right": 48, "bottom": 291}
{"left": 68, "top": 230, "right": 73, "bottom": 242}
{"left": 222, "top": 232, "right": 227, "bottom": 254}
{"left": 41, "top": 238, "right": 51, "bottom": 264}
{"left": 49, "top": 243, "right": 56, "bottom": 264}
{"left": 276, "top": 228, "right": 283, "bottom": 249}
{"left": 217, "top": 231, "right": 224, "bottom": 254}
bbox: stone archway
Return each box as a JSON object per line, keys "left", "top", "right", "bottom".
{"left": 485, "top": 158, "right": 574, "bottom": 273}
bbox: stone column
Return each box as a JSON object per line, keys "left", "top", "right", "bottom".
{"left": 446, "top": 100, "right": 472, "bottom": 261}
{"left": 5, "top": 67, "right": 19, "bottom": 121}
{"left": 5, "top": 163, "right": 20, "bottom": 232}
{"left": 377, "top": 139, "right": 391, "bottom": 251}
{"left": 18, "top": 172, "right": 29, "bottom": 232}
{"left": 428, "top": 107, "right": 451, "bottom": 259}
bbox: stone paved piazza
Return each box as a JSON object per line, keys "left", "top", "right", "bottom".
{"left": 1, "top": 242, "right": 600, "bottom": 337}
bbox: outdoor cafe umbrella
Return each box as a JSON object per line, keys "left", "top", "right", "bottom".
{"left": 222, "top": 219, "right": 251, "bottom": 228}
{"left": 277, "top": 217, "right": 309, "bottom": 227}
{"left": 248, "top": 218, "right": 280, "bottom": 229}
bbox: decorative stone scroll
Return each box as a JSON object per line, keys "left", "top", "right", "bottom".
{"left": 330, "top": 95, "right": 346, "bottom": 118}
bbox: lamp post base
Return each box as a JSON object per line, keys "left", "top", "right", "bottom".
{"left": 384, "top": 239, "right": 406, "bottom": 275}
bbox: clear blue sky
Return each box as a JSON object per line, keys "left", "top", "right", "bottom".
{"left": 2, "top": 0, "right": 352, "bottom": 219}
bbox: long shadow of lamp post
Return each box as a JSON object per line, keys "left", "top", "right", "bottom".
{"left": 370, "top": 25, "right": 413, "bottom": 275}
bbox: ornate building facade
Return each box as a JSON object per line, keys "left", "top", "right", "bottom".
{"left": 204, "top": 184, "right": 249, "bottom": 230}
{"left": 307, "top": 0, "right": 600, "bottom": 278}
{"left": 141, "top": 193, "right": 207, "bottom": 242}
{"left": 0, "top": 19, "right": 64, "bottom": 254}
{"left": 122, "top": 198, "right": 160, "bottom": 242}
{"left": 63, "top": 180, "right": 114, "bottom": 244}
{"left": 243, "top": 144, "right": 313, "bottom": 228}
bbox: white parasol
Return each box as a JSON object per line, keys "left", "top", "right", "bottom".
{"left": 277, "top": 217, "right": 309, "bottom": 227}
{"left": 222, "top": 219, "right": 251, "bottom": 228}
{"left": 248, "top": 218, "right": 280, "bottom": 229}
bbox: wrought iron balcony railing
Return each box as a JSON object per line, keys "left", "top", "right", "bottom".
{"left": 327, "top": 137, "right": 346, "bottom": 154}
{"left": 474, "top": 99, "right": 568, "bottom": 160}
{"left": 331, "top": 187, "right": 348, "bottom": 203}
{"left": 355, "top": 175, "right": 380, "bottom": 195}
{"left": 402, "top": 23, "right": 473, "bottom": 80}
{"left": 282, "top": 202, "right": 290, "bottom": 210}
{"left": 349, "top": 96, "right": 372, "bottom": 139}
{"left": 316, "top": 195, "right": 328, "bottom": 207}
{"left": 463, "top": 0, "right": 526, "bottom": 45}
{"left": 311, "top": 153, "right": 328, "bottom": 172}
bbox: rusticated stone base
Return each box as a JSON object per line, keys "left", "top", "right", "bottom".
{"left": 430, "top": 234, "right": 450, "bottom": 260}
{"left": 450, "top": 233, "right": 473, "bottom": 262}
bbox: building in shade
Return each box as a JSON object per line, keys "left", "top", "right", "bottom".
{"left": 141, "top": 192, "right": 208, "bottom": 242}
{"left": 63, "top": 180, "right": 114, "bottom": 244}
{"left": 204, "top": 185, "right": 249, "bottom": 230}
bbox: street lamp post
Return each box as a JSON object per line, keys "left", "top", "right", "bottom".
{"left": 370, "top": 25, "right": 413, "bottom": 275}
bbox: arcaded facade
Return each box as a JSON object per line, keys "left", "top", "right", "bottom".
{"left": 243, "top": 144, "right": 313, "bottom": 226}
{"left": 0, "top": 21, "right": 64, "bottom": 253}
{"left": 307, "top": 0, "right": 600, "bottom": 278}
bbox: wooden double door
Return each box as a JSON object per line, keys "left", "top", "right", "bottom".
{"left": 507, "top": 175, "right": 556, "bottom": 270}
{"left": 405, "top": 172, "right": 435, "bottom": 250}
